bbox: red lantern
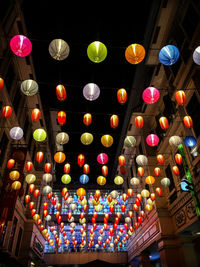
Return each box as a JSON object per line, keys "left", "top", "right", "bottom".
{"left": 47, "top": 192, "right": 53, "bottom": 199}
{"left": 78, "top": 154, "right": 85, "bottom": 167}
{"left": 43, "top": 202, "right": 48, "bottom": 210}
{"left": 56, "top": 84, "right": 67, "bottom": 101}
{"left": 122, "top": 193, "right": 127, "bottom": 202}
{"left": 138, "top": 167, "right": 144, "bottom": 176}
{"left": 37, "top": 219, "right": 42, "bottom": 225}
{"left": 128, "top": 211, "right": 133, "bottom": 218}
{"left": 104, "top": 213, "right": 109, "bottom": 221}
{"left": 124, "top": 223, "right": 129, "bottom": 230}
{"left": 80, "top": 212, "right": 85, "bottom": 219}
{"left": 94, "top": 190, "right": 101, "bottom": 199}
{"left": 108, "top": 195, "right": 112, "bottom": 203}
{"left": 156, "top": 187, "right": 162, "bottom": 197}
{"left": 43, "top": 210, "right": 48, "bottom": 217}
{"left": 52, "top": 197, "right": 57, "bottom": 206}
{"left": 104, "top": 223, "right": 107, "bottom": 230}
{"left": 137, "top": 194, "right": 142, "bottom": 202}
{"left": 172, "top": 165, "right": 179, "bottom": 175}
{"left": 154, "top": 167, "right": 161, "bottom": 177}
{"left": 135, "top": 198, "right": 141, "bottom": 206}
{"left": 31, "top": 209, "right": 36, "bottom": 217}
{"left": 83, "top": 205, "right": 87, "bottom": 212}
{"left": 29, "top": 201, "right": 34, "bottom": 210}
{"left": 175, "top": 153, "right": 182, "bottom": 165}
{"left": 45, "top": 163, "right": 51, "bottom": 173}
{"left": 83, "top": 113, "right": 92, "bottom": 126}
{"left": 140, "top": 210, "right": 145, "bottom": 217}
{"left": 150, "top": 193, "right": 156, "bottom": 201}
{"left": 110, "top": 205, "right": 114, "bottom": 213}
{"left": 62, "top": 187, "right": 68, "bottom": 196}
{"left": 115, "top": 217, "right": 119, "bottom": 224}
{"left": 34, "top": 189, "right": 40, "bottom": 198}
{"left": 2, "top": 106, "right": 12, "bottom": 118}
{"left": 55, "top": 212, "right": 60, "bottom": 219}
{"left": 83, "top": 164, "right": 90, "bottom": 174}
{"left": 93, "top": 223, "right": 97, "bottom": 230}
{"left": 118, "top": 155, "right": 125, "bottom": 166}
{"left": 133, "top": 204, "right": 139, "bottom": 211}
{"left": 29, "top": 184, "right": 35, "bottom": 193}
{"left": 121, "top": 205, "right": 126, "bottom": 212}
{"left": 135, "top": 116, "right": 143, "bottom": 128}
{"left": 68, "top": 212, "right": 72, "bottom": 220}
{"left": 25, "top": 161, "right": 33, "bottom": 172}
{"left": 134, "top": 222, "right": 139, "bottom": 229}
{"left": 116, "top": 212, "right": 121, "bottom": 219}
{"left": 31, "top": 108, "right": 41, "bottom": 121}
{"left": 175, "top": 90, "right": 186, "bottom": 105}
{"left": 93, "top": 211, "right": 98, "bottom": 219}
{"left": 56, "top": 203, "right": 61, "bottom": 210}
{"left": 157, "top": 154, "right": 164, "bottom": 165}
{"left": 57, "top": 111, "right": 66, "bottom": 125}
{"left": 183, "top": 116, "right": 193, "bottom": 128}
{"left": 0, "top": 78, "right": 4, "bottom": 90}
{"left": 138, "top": 216, "right": 142, "bottom": 224}
{"left": 110, "top": 114, "right": 119, "bottom": 129}
{"left": 117, "top": 88, "right": 127, "bottom": 104}
{"left": 114, "top": 223, "right": 118, "bottom": 230}
{"left": 120, "top": 166, "right": 126, "bottom": 175}
{"left": 57, "top": 216, "right": 62, "bottom": 224}
{"left": 159, "top": 116, "right": 169, "bottom": 130}
{"left": 7, "top": 159, "right": 15, "bottom": 169}
{"left": 92, "top": 217, "right": 96, "bottom": 224}
{"left": 102, "top": 165, "right": 108, "bottom": 176}
{"left": 40, "top": 225, "right": 44, "bottom": 231}
{"left": 127, "top": 188, "right": 133, "bottom": 197}
{"left": 25, "top": 195, "right": 30, "bottom": 204}
{"left": 64, "top": 163, "right": 70, "bottom": 174}
{"left": 36, "top": 151, "right": 44, "bottom": 163}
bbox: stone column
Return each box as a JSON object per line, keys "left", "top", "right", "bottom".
{"left": 138, "top": 251, "right": 151, "bottom": 267}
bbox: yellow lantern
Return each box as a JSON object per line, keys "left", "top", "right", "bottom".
{"left": 9, "top": 170, "right": 20, "bottom": 181}
{"left": 101, "top": 135, "right": 113, "bottom": 148}
{"left": 11, "top": 181, "right": 21, "bottom": 190}
{"left": 26, "top": 174, "right": 36, "bottom": 184}
{"left": 97, "top": 176, "right": 106, "bottom": 186}
{"left": 33, "top": 214, "right": 40, "bottom": 221}
{"left": 141, "top": 189, "right": 150, "bottom": 198}
{"left": 114, "top": 176, "right": 124, "bottom": 185}
{"left": 145, "top": 176, "right": 155, "bottom": 185}
{"left": 147, "top": 198, "right": 155, "bottom": 206}
{"left": 80, "top": 133, "right": 93, "bottom": 145}
{"left": 145, "top": 204, "right": 153, "bottom": 212}
{"left": 94, "top": 204, "right": 102, "bottom": 212}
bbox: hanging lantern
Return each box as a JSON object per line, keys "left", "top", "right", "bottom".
{"left": 122, "top": 193, "right": 127, "bottom": 202}
{"left": 102, "top": 165, "right": 108, "bottom": 177}
{"left": 57, "top": 111, "right": 66, "bottom": 125}
{"left": 83, "top": 113, "right": 92, "bottom": 126}
{"left": 157, "top": 154, "right": 164, "bottom": 165}
{"left": 110, "top": 190, "right": 119, "bottom": 199}
{"left": 21, "top": 79, "right": 38, "bottom": 96}
{"left": 118, "top": 155, "right": 125, "bottom": 166}
{"left": 146, "top": 134, "right": 159, "bottom": 147}
{"left": 101, "top": 135, "right": 113, "bottom": 148}
{"left": 141, "top": 189, "right": 150, "bottom": 198}
{"left": 10, "top": 35, "right": 32, "bottom": 57}
{"left": 127, "top": 188, "right": 133, "bottom": 197}
{"left": 172, "top": 166, "right": 179, "bottom": 176}
{"left": 36, "top": 151, "right": 44, "bottom": 163}
{"left": 29, "top": 184, "right": 35, "bottom": 193}
{"left": 97, "top": 153, "right": 108, "bottom": 164}
{"left": 142, "top": 87, "right": 160, "bottom": 104}
{"left": 133, "top": 204, "right": 139, "bottom": 211}
{"left": 83, "top": 164, "right": 89, "bottom": 174}
{"left": 184, "top": 136, "right": 197, "bottom": 147}
{"left": 43, "top": 185, "right": 52, "bottom": 194}
{"left": 10, "top": 127, "right": 23, "bottom": 140}
{"left": 159, "top": 117, "right": 169, "bottom": 130}
{"left": 150, "top": 193, "right": 156, "bottom": 201}
{"left": 47, "top": 192, "right": 53, "bottom": 199}
{"left": 117, "top": 88, "right": 127, "bottom": 104}
{"left": 63, "top": 163, "right": 70, "bottom": 174}
{"left": 183, "top": 116, "right": 193, "bottom": 128}
{"left": 56, "top": 132, "right": 69, "bottom": 145}
{"left": 97, "top": 176, "right": 106, "bottom": 186}
{"left": 193, "top": 46, "right": 200, "bottom": 65}
{"left": 87, "top": 41, "right": 107, "bottom": 63}
{"left": 114, "top": 176, "right": 124, "bottom": 185}
{"left": 145, "top": 176, "right": 155, "bottom": 185}
{"left": 130, "top": 177, "right": 140, "bottom": 186}
{"left": 138, "top": 167, "right": 144, "bottom": 177}
{"left": 80, "top": 174, "right": 89, "bottom": 184}
{"left": 44, "top": 163, "right": 51, "bottom": 173}
{"left": 33, "top": 128, "right": 47, "bottom": 142}
{"left": 169, "top": 135, "right": 182, "bottom": 147}
{"left": 161, "top": 177, "right": 170, "bottom": 187}
{"left": 145, "top": 204, "right": 153, "bottom": 212}
{"left": 7, "top": 159, "right": 15, "bottom": 169}
{"left": 56, "top": 84, "right": 67, "bottom": 101}
{"left": 124, "top": 136, "right": 136, "bottom": 148}
{"left": 83, "top": 83, "right": 100, "bottom": 101}
{"left": 135, "top": 116, "right": 143, "bottom": 128}
{"left": 0, "top": 78, "right": 4, "bottom": 90}
{"left": 175, "top": 90, "right": 186, "bottom": 105}
{"left": 120, "top": 166, "right": 126, "bottom": 175}
{"left": 2, "top": 106, "right": 12, "bottom": 118}
{"left": 26, "top": 161, "right": 33, "bottom": 172}
{"left": 154, "top": 167, "right": 161, "bottom": 177}
{"left": 12, "top": 181, "right": 21, "bottom": 190}
{"left": 110, "top": 115, "right": 119, "bottom": 129}
{"left": 156, "top": 187, "right": 162, "bottom": 196}
{"left": 78, "top": 154, "right": 85, "bottom": 167}
{"left": 31, "top": 108, "right": 41, "bottom": 121}
{"left": 43, "top": 173, "right": 52, "bottom": 183}
{"left": 136, "top": 155, "right": 148, "bottom": 166}
{"left": 9, "top": 170, "right": 20, "bottom": 181}
{"left": 54, "top": 152, "right": 66, "bottom": 163}
{"left": 175, "top": 153, "right": 182, "bottom": 165}
{"left": 81, "top": 132, "right": 93, "bottom": 145}
{"left": 49, "top": 39, "right": 70, "bottom": 60}
{"left": 34, "top": 189, "right": 40, "bottom": 198}
{"left": 26, "top": 174, "right": 36, "bottom": 184}
{"left": 25, "top": 195, "right": 30, "bottom": 204}
{"left": 61, "top": 174, "right": 71, "bottom": 184}
{"left": 158, "top": 44, "right": 179, "bottom": 66}
{"left": 125, "top": 43, "right": 145, "bottom": 64}
{"left": 77, "top": 188, "right": 86, "bottom": 197}
{"left": 135, "top": 198, "right": 141, "bottom": 206}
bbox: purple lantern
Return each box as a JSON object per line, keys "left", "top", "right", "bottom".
{"left": 142, "top": 87, "right": 160, "bottom": 104}
{"left": 97, "top": 153, "right": 108, "bottom": 164}
{"left": 146, "top": 134, "right": 159, "bottom": 147}
{"left": 83, "top": 83, "right": 100, "bottom": 101}
{"left": 10, "top": 35, "right": 32, "bottom": 57}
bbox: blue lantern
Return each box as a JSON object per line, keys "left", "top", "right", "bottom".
{"left": 184, "top": 136, "right": 197, "bottom": 147}
{"left": 158, "top": 45, "right": 180, "bottom": 66}
{"left": 80, "top": 174, "right": 89, "bottom": 184}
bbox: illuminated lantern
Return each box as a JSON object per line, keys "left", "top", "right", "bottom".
{"left": 56, "top": 203, "right": 61, "bottom": 211}
{"left": 87, "top": 41, "right": 107, "bottom": 63}
{"left": 172, "top": 166, "right": 179, "bottom": 175}
{"left": 193, "top": 46, "right": 200, "bottom": 65}
{"left": 117, "top": 88, "right": 127, "bottom": 104}
{"left": 77, "top": 188, "right": 86, "bottom": 197}
{"left": 81, "top": 132, "right": 93, "bottom": 145}
{"left": 43, "top": 210, "right": 48, "bottom": 217}
{"left": 43, "top": 185, "right": 52, "bottom": 194}
{"left": 141, "top": 189, "right": 150, "bottom": 198}
{"left": 175, "top": 153, "right": 182, "bottom": 165}
{"left": 31, "top": 108, "right": 41, "bottom": 121}
{"left": 120, "top": 205, "right": 125, "bottom": 213}
{"left": 135, "top": 116, "right": 143, "bottom": 128}
{"left": 21, "top": 80, "right": 38, "bottom": 97}
{"left": 64, "top": 163, "right": 70, "bottom": 174}
{"left": 0, "top": 78, "right": 4, "bottom": 90}
{"left": 37, "top": 219, "right": 42, "bottom": 225}
{"left": 80, "top": 174, "right": 89, "bottom": 184}
{"left": 169, "top": 135, "right": 182, "bottom": 147}
{"left": 138, "top": 167, "right": 144, "bottom": 176}
{"left": 107, "top": 195, "right": 112, "bottom": 203}
{"left": 54, "top": 152, "right": 66, "bottom": 163}
{"left": 135, "top": 198, "right": 141, "bottom": 206}
{"left": 83, "top": 113, "right": 92, "bottom": 126}
{"left": 120, "top": 166, "right": 126, "bottom": 175}
{"left": 26, "top": 174, "right": 36, "bottom": 184}
{"left": 125, "top": 44, "right": 145, "bottom": 64}
{"left": 154, "top": 167, "right": 161, "bottom": 177}
{"left": 25, "top": 195, "right": 30, "bottom": 204}
{"left": 10, "top": 127, "right": 23, "bottom": 140}
{"left": 97, "top": 153, "right": 108, "bottom": 164}
{"left": 184, "top": 136, "right": 197, "bottom": 147}
{"left": 36, "top": 151, "right": 44, "bottom": 163}
{"left": 128, "top": 211, "right": 133, "bottom": 218}
{"left": 94, "top": 190, "right": 101, "bottom": 199}
{"left": 13, "top": 181, "right": 22, "bottom": 191}
{"left": 34, "top": 189, "right": 40, "bottom": 198}
{"left": 130, "top": 177, "right": 140, "bottom": 186}
{"left": 140, "top": 210, "right": 145, "bottom": 217}
{"left": 57, "top": 111, "right": 66, "bottom": 125}
{"left": 56, "top": 132, "right": 69, "bottom": 145}
{"left": 2, "top": 106, "right": 12, "bottom": 118}
{"left": 29, "top": 201, "right": 34, "bottom": 210}
{"left": 127, "top": 188, "right": 133, "bottom": 197}
{"left": 146, "top": 134, "right": 159, "bottom": 147}
{"left": 136, "top": 155, "right": 148, "bottom": 166}
{"left": 142, "top": 87, "right": 160, "bottom": 104}
{"left": 26, "top": 161, "right": 33, "bottom": 172}
{"left": 161, "top": 177, "right": 170, "bottom": 187}
{"left": 83, "top": 83, "right": 100, "bottom": 101}
{"left": 49, "top": 39, "right": 70, "bottom": 60}
{"left": 9, "top": 170, "right": 20, "bottom": 181}
{"left": 183, "top": 116, "right": 193, "bottom": 128}
{"left": 133, "top": 204, "right": 139, "bottom": 211}
{"left": 158, "top": 45, "right": 179, "bottom": 66}
{"left": 43, "top": 173, "right": 52, "bottom": 183}
{"left": 137, "top": 194, "right": 142, "bottom": 202}
{"left": 61, "top": 174, "right": 71, "bottom": 184}
{"left": 56, "top": 84, "right": 67, "bottom": 101}
{"left": 159, "top": 117, "right": 169, "bottom": 130}
{"left": 33, "top": 128, "right": 46, "bottom": 142}
{"left": 157, "top": 154, "right": 164, "bottom": 165}
{"left": 102, "top": 165, "right": 108, "bottom": 177}
{"left": 97, "top": 176, "right": 106, "bottom": 186}
{"left": 114, "top": 175, "right": 124, "bottom": 185}
{"left": 118, "top": 155, "right": 125, "bottom": 166}
{"left": 44, "top": 163, "right": 51, "bottom": 173}
{"left": 47, "top": 192, "right": 53, "bottom": 199}
{"left": 111, "top": 190, "right": 119, "bottom": 199}
{"left": 175, "top": 90, "right": 186, "bottom": 105}
{"left": 134, "top": 222, "right": 139, "bottom": 229}
{"left": 31, "top": 209, "right": 36, "bottom": 217}
{"left": 10, "top": 35, "right": 32, "bottom": 57}
{"left": 83, "top": 164, "right": 90, "bottom": 174}
{"left": 150, "top": 193, "right": 156, "bottom": 201}
{"left": 62, "top": 187, "right": 68, "bottom": 197}
{"left": 101, "top": 135, "right": 113, "bottom": 148}
{"left": 110, "top": 205, "right": 114, "bottom": 213}
{"left": 29, "top": 184, "right": 35, "bottom": 193}
{"left": 124, "top": 136, "right": 136, "bottom": 148}
{"left": 124, "top": 223, "right": 129, "bottom": 230}
{"left": 122, "top": 193, "right": 127, "bottom": 202}
{"left": 78, "top": 154, "right": 85, "bottom": 167}
{"left": 110, "top": 115, "right": 119, "bottom": 129}
{"left": 7, "top": 159, "right": 15, "bottom": 169}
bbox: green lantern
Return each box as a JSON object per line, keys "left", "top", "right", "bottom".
{"left": 87, "top": 41, "right": 107, "bottom": 63}
{"left": 61, "top": 174, "right": 71, "bottom": 184}
{"left": 33, "top": 128, "right": 47, "bottom": 142}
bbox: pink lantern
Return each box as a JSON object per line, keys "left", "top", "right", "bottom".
{"left": 142, "top": 87, "right": 160, "bottom": 104}
{"left": 10, "top": 35, "right": 32, "bottom": 57}
{"left": 146, "top": 134, "right": 159, "bottom": 147}
{"left": 97, "top": 153, "right": 108, "bottom": 164}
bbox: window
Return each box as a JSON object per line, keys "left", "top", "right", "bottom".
{"left": 186, "top": 93, "right": 200, "bottom": 138}
{"left": 8, "top": 216, "right": 18, "bottom": 252}
{"left": 15, "top": 227, "right": 23, "bottom": 257}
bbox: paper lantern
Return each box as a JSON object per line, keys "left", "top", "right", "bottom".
{"left": 63, "top": 163, "right": 70, "bottom": 174}
{"left": 61, "top": 174, "right": 71, "bottom": 184}
{"left": 150, "top": 193, "right": 156, "bottom": 201}
{"left": 183, "top": 116, "right": 193, "bottom": 128}
{"left": 114, "top": 176, "right": 124, "bottom": 185}
{"left": 141, "top": 189, "right": 150, "bottom": 198}
{"left": 169, "top": 135, "right": 182, "bottom": 147}
{"left": 47, "top": 192, "right": 53, "bottom": 199}
{"left": 34, "top": 189, "right": 40, "bottom": 198}
{"left": 159, "top": 45, "right": 179, "bottom": 65}
{"left": 10, "top": 35, "right": 32, "bottom": 57}
{"left": 101, "top": 135, "right": 113, "bottom": 147}
{"left": 161, "top": 177, "right": 170, "bottom": 187}
{"left": 110, "top": 190, "right": 118, "bottom": 199}
{"left": 29, "top": 184, "right": 35, "bottom": 193}
{"left": 175, "top": 90, "right": 186, "bottom": 105}
{"left": 26, "top": 174, "right": 36, "bottom": 184}
{"left": 184, "top": 136, "right": 197, "bottom": 147}
{"left": 7, "top": 159, "right": 15, "bottom": 169}
{"left": 117, "top": 88, "right": 127, "bottom": 104}
{"left": 101, "top": 165, "right": 108, "bottom": 177}
{"left": 145, "top": 204, "right": 153, "bottom": 212}
{"left": 110, "top": 115, "right": 119, "bottom": 129}
{"left": 78, "top": 154, "right": 85, "bottom": 167}
{"left": 11, "top": 181, "right": 21, "bottom": 190}
{"left": 21, "top": 79, "right": 38, "bottom": 96}
{"left": 57, "top": 111, "right": 66, "bottom": 125}
{"left": 83, "top": 83, "right": 100, "bottom": 101}
{"left": 120, "top": 166, "right": 126, "bottom": 175}
{"left": 26, "top": 161, "right": 33, "bottom": 172}
{"left": 130, "top": 177, "right": 140, "bottom": 186}
{"left": 146, "top": 134, "right": 159, "bottom": 147}
{"left": 83, "top": 164, "right": 89, "bottom": 174}
{"left": 80, "top": 174, "right": 89, "bottom": 184}
{"left": 138, "top": 167, "right": 144, "bottom": 177}
{"left": 9, "top": 170, "right": 20, "bottom": 180}
{"left": 56, "top": 132, "right": 69, "bottom": 145}
{"left": 43, "top": 185, "right": 52, "bottom": 194}
{"left": 49, "top": 39, "right": 70, "bottom": 60}
{"left": 124, "top": 136, "right": 136, "bottom": 148}
{"left": 25, "top": 195, "right": 30, "bottom": 204}
{"left": 135, "top": 116, "right": 143, "bottom": 128}
{"left": 172, "top": 166, "right": 179, "bottom": 175}
{"left": 136, "top": 155, "right": 148, "bottom": 166}
{"left": 31, "top": 108, "right": 41, "bottom": 121}
{"left": 87, "top": 41, "right": 107, "bottom": 63}
{"left": 33, "top": 129, "right": 47, "bottom": 142}
{"left": 159, "top": 117, "right": 169, "bottom": 130}
{"left": 0, "top": 78, "right": 4, "bottom": 90}
{"left": 142, "top": 87, "right": 160, "bottom": 104}
{"left": 154, "top": 167, "right": 161, "bottom": 177}
{"left": 157, "top": 154, "right": 164, "bottom": 165}
{"left": 81, "top": 132, "right": 93, "bottom": 145}
{"left": 2, "top": 106, "right": 12, "bottom": 118}
{"left": 43, "top": 173, "right": 52, "bottom": 183}
{"left": 77, "top": 188, "right": 86, "bottom": 197}
{"left": 97, "top": 153, "right": 108, "bottom": 164}
{"left": 83, "top": 113, "right": 92, "bottom": 126}
{"left": 145, "top": 176, "right": 155, "bottom": 185}
{"left": 127, "top": 188, "right": 133, "bottom": 197}
{"left": 193, "top": 46, "right": 200, "bottom": 65}
{"left": 125, "top": 44, "right": 145, "bottom": 64}
{"left": 175, "top": 153, "right": 182, "bottom": 164}
{"left": 54, "top": 152, "right": 66, "bottom": 163}
{"left": 118, "top": 155, "right": 125, "bottom": 166}
{"left": 56, "top": 84, "right": 67, "bottom": 101}
{"left": 10, "top": 127, "right": 23, "bottom": 140}
{"left": 36, "top": 151, "right": 44, "bottom": 163}
{"left": 44, "top": 163, "right": 51, "bottom": 173}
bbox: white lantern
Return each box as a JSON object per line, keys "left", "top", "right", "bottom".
{"left": 25, "top": 174, "right": 36, "bottom": 184}
{"left": 124, "top": 136, "right": 136, "bottom": 148}
{"left": 70, "top": 222, "right": 76, "bottom": 228}
{"left": 56, "top": 132, "right": 69, "bottom": 145}
{"left": 43, "top": 185, "right": 52, "bottom": 194}
{"left": 110, "top": 243, "right": 114, "bottom": 247}
{"left": 83, "top": 83, "right": 100, "bottom": 101}
{"left": 79, "top": 198, "right": 87, "bottom": 206}
{"left": 68, "top": 217, "right": 74, "bottom": 223}
{"left": 169, "top": 136, "right": 182, "bottom": 147}
{"left": 10, "top": 127, "right": 23, "bottom": 140}
{"left": 49, "top": 39, "right": 70, "bottom": 60}
{"left": 69, "top": 203, "right": 77, "bottom": 211}
{"left": 110, "top": 190, "right": 118, "bottom": 199}
{"left": 125, "top": 217, "right": 131, "bottom": 224}
{"left": 130, "top": 177, "right": 140, "bottom": 186}
{"left": 161, "top": 177, "right": 170, "bottom": 187}
{"left": 42, "top": 173, "right": 52, "bottom": 183}
{"left": 66, "top": 196, "right": 73, "bottom": 205}
{"left": 136, "top": 155, "right": 148, "bottom": 166}
{"left": 21, "top": 79, "right": 38, "bottom": 96}
{"left": 45, "top": 215, "right": 51, "bottom": 221}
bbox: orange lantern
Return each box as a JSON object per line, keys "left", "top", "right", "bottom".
{"left": 157, "top": 154, "right": 164, "bottom": 165}
{"left": 128, "top": 211, "right": 133, "bottom": 218}
{"left": 25, "top": 195, "right": 30, "bottom": 204}
{"left": 26, "top": 161, "right": 33, "bottom": 172}
{"left": 83, "top": 113, "right": 92, "bottom": 126}
{"left": 183, "top": 116, "right": 193, "bottom": 128}
{"left": 31, "top": 209, "right": 36, "bottom": 217}
{"left": 83, "top": 164, "right": 90, "bottom": 174}
{"left": 154, "top": 167, "right": 160, "bottom": 177}
{"left": 44, "top": 163, "right": 51, "bottom": 173}
{"left": 145, "top": 176, "right": 155, "bottom": 185}
{"left": 125, "top": 44, "right": 145, "bottom": 64}
{"left": 7, "top": 159, "right": 15, "bottom": 169}
{"left": 175, "top": 90, "right": 186, "bottom": 105}
{"left": 94, "top": 190, "right": 101, "bottom": 199}
{"left": 133, "top": 204, "right": 139, "bottom": 211}
{"left": 138, "top": 167, "right": 144, "bottom": 176}
{"left": 150, "top": 193, "right": 156, "bottom": 201}
{"left": 36, "top": 151, "right": 44, "bottom": 163}
{"left": 29, "top": 184, "right": 35, "bottom": 193}
{"left": 118, "top": 155, "right": 125, "bottom": 166}
{"left": 117, "top": 88, "right": 127, "bottom": 104}
{"left": 34, "top": 189, "right": 40, "bottom": 198}
{"left": 77, "top": 188, "right": 86, "bottom": 197}
{"left": 31, "top": 108, "right": 41, "bottom": 121}
{"left": 57, "top": 111, "right": 66, "bottom": 125}
{"left": 159, "top": 117, "right": 169, "bottom": 130}
{"left": 0, "top": 78, "right": 4, "bottom": 90}
{"left": 29, "top": 201, "right": 34, "bottom": 210}
{"left": 56, "top": 84, "right": 67, "bottom": 101}
{"left": 78, "top": 154, "right": 85, "bottom": 167}
{"left": 122, "top": 193, "right": 127, "bottom": 202}
{"left": 175, "top": 153, "right": 182, "bottom": 165}
{"left": 110, "top": 115, "right": 119, "bottom": 129}
{"left": 64, "top": 163, "right": 70, "bottom": 173}
{"left": 54, "top": 152, "right": 66, "bottom": 163}
{"left": 127, "top": 188, "right": 133, "bottom": 197}
{"left": 172, "top": 165, "right": 179, "bottom": 175}
{"left": 102, "top": 165, "right": 108, "bottom": 176}
{"left": 2, "top": 106, "right": 12, "bottom": 118}
{"left": 135, "top": 116, "right": 143, "bottom": 128}
{"left": 156, "top": 187, "right": 162, "bottom": 197}
{"left": 62, "top": 187, "right": 68, "bottom": 197}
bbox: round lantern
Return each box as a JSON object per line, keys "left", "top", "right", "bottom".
{"left": 135, "top": 116, "right": 143, "bottom": 128}
{"left": 56, "top": 132, "right": 69, "bottom": 145}
{"left": 31, "top": 108, "right": 41, "bottom": 121}
{"left": 44, "top": 163, "right": 51, "bottom": 173}
{"left": 9, "top": 170, "right": 20, "bottom": 180}
{"left": 43, "top": 173, "right": 52, "bottom": 183}
{"left": 57, "top": 111, "right": 66, "bottom": 125}
{"left": 124, "top": 136, "right": 136, "bottom": 148}
{"left": 141, "top": 189, "right": 150, "bottom": 198}
{"left": 97, "top": 176, "right": 106, "bottom": 186}
{"left": 142, "top": 87, "right": 160, "bottom": 104}
{"left": 125, "top": 44, "right": 145, "bottom": 64}
{"left": 61, "top": 174, "right": 71, "bottom": 184}
{"left": 159, "top": 117, "right": 169, "bottom": 130}
{"left": 146, "top": 134, "right": 159, "bottom": 147}
{"left": 175, "top": 153, "right": 182, "bottom": 165}
{"left": 101, "top": 135, "right": 113, "bottom": 148}
{"left": 2, "top": 106, "right": 12, "bottom": 118}
{"left": 117, "top": 88, "right": 127, "bottom": 104}
{"left": 158, "top": 45, "right": 179, "bottom": 65}
{"left": 87, "top": 41, "right": 107, "bottom": 63}
{"left": 154, "top": 167, "right": 161, "bottom": 177}
{"left": 118, "top": 155, "right": 125, "bottom": 166}
{"left": 49, "top": 39, "right": 70, "bottom": 60}
{"left": 102, "top": 165, "right": 108, "bottom": 176}
{"left": 54, "top": 152, "right": 66, "bottom": 163}
{"left": 193, "top": 46, "right": 200, "bottom": 65}
{"left": 81, "top": 132, "right": 93, "bottom": 145}
{"left": 10, "top": 127, "right": 23, "bottom": 140}
{"left": 26, "top": 161, "right": 33, "bottom": 171}
{"left": 77, "top": 188, "right": 86, "bottom": 197}
{"left": 169, "top": 135, "right": 182, "bottom": 147}
{"left": 78, "top": 154, "right": 85, "bottom": 167}
{"left": 183, "top": 116, "right": 193, "bottom": 128}
{"left": 80, "top": 174, "right": 89, "bottom": 184}
{"left": 64, "top": 163, "right": 70, "bottom": 174}
{"left": 161, "top": 177, "right": 170, "bottom": 187}
{"left": 175, "top": 90, "right": 186, "bottom": 105}
{"left": 114, "top": 176, "right": 124, "bottom": 185}
{"left": 110, "top": 115, "right": 119, "bottom": 129}
{"left": 130, "top": 177, "right": 140, "bottom": 186}
{"left": 26, "top": 174, "right": 36, "bottom": 184}
{"left": 21, "top": 79, "right": 38, "bottom": 96}
{"left": 12, "top": 181, "right": 21, "bottom": 190}
{"left": 45, "top": 215, "right": 51, "bottom": 221}
{"left": 145, "top": 176, "right": 155, "bottom": 185}
{"left": 97, "top": 153, "right": 108, "bottom": 164}
{"left": 7, "top": 159, "right": 15, "bottom": 169}
{"left": 157, "top": 154, "right": 165, "bottom": 165}
{"left": 83, "top": 83, "right": 100, "bottom": 101}
{"left": 0, "top": 78, "right": 4, "bottom": 90}
{"left": 43, "top": 185, "right": 52, "bottom": 194}
{"left": 110, "top": 190, "right": 119, "bottom": 199}
{"left": 33, "top": 129, "right": 47, "bottom": 142}
{"left": 172, "top": 166, "right": 179, "bottom": 175}
{"left": 184, "top": 136, "right": 197, "bottom": 147}
{"left": 136, "top": 155, "right": 148, "bottom": 166}
{"left": 36, "top": 151, "right": 44, "bottom": 163}
{"left": 56, "top": 84, "right": 67, "bottom": 101}
{"left": 83, "top": 164, "right": 90, "bottom": 174}
{"left": 10, "top": 35, "right": 32, "bottom": 57}
{"left": 83, "top": 113, "right": 92, "bottom": 126}
{"left": 145, "top": 204, "right": 153, "bottom": 212}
